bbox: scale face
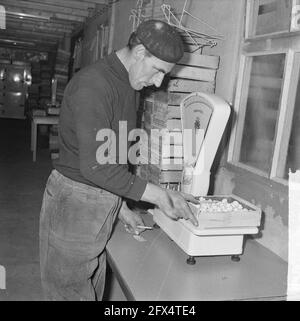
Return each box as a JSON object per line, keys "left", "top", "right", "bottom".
{"left": 180, "top": 92, "right": 231, "bottom": 197}
{"left": 181, "top": 98, "right": 213, "bottom": 167}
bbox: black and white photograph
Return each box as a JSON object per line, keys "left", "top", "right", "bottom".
{"left": 0, "top": 0, "right": 299, "bottom": 305}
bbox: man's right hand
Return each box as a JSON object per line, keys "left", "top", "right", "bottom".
{"left": 141, "top": 183, "right": 199, "bottom": 226}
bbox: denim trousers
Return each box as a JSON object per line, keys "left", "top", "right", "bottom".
{"left": 39, "top": 169, "right": 122, "bottom": 301}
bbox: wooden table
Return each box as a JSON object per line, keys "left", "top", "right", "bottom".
{"left": 31, "top": 115, "right": 59, "bottom": 162}
{"left": 106, "top": 213, "right": 288, "bottom": 301}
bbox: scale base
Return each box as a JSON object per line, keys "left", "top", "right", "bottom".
{"left": 152, "top": 209, "right": 259, "bottom": 260}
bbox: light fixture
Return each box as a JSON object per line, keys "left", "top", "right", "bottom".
{"left": 0, "top": 38, "right": 36, "bottom": 46}
{"left": 13, "top": 74, "right": 21, "bottom": 82}
{"left": 6, "top": 11, "right": 50, "bottom": 21}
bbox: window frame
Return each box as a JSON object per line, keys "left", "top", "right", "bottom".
{"left": 227, "top": 0, "right": 300, "bottom": 188}
{"left": 245, "top": 0, "right": 295, "bottom": 39}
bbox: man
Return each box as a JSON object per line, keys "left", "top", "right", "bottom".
{"left": 40, "top": 19, "right": 198, "bottom": 301}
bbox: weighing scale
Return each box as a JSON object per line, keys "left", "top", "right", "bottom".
{"left": 151, "top": 92, "right": 262, "bottom": 264}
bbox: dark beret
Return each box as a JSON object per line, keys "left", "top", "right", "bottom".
{"left": 136, "top": 19, "right": 184, "bottom": 63}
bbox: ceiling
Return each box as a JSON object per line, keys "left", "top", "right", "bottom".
{"left": 0, "top": 0, "right": 107, "bottom": 52}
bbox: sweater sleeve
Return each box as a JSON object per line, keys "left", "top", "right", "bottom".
{"left": 69, "top": 82, "right": 147, "bottom": 201}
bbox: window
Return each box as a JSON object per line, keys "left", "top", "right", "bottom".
{"left": 249, "top": 0, "right": 292, "bottom": 37}
{"left": 228, "top": 0, "right": 300, "bottom": 184}
{"left": 238, "top": 54, "right": 285, "bottom": 174}
{"left": 282, "top": 67, "right": 300, "bottom": 178}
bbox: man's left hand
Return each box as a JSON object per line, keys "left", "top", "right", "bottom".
{"left": 118, "top": 201, "right": 146, "bottom": 235}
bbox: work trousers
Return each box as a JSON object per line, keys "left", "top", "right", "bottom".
{"left": 39, "top": 169, "right": 122, "bottom": 301}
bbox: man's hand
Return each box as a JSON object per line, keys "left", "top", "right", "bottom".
{"left": 141, "top": 183, "right": 199, "bottom": 226}
{"left": 118, "top": 201, "right": 146, "bottom": 235}
{"left": 157, "top": 189, "right": 199, "bottom": 226}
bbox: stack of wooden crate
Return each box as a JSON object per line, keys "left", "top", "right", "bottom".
{"left": 49, "top": 124, "right": 59, "bottom": 160}
{"left": 39, "top": 62, "right": 53, "bottom": 106}
{"left": 27, "top": 62, "right": 40, "bottom": 111}
{"left": 53, "top": 48, "right": 70, "bottom": 106}
{"left": 137, "top": 52, "right": 219, "bottom": 189}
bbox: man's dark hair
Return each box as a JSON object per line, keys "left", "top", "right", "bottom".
{"left": 127, "top": 31, "right": 141, "bottom": 49}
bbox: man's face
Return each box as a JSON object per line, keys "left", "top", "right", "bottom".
{"left": 128, "top": 50, "right": 175, "bottom": 91}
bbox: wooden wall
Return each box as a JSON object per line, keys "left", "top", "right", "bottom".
{"left": 110, "top": 0, "right": 137, "bottom": 51}
{"left": 169, "top": 0, "right": 246, "bottom": 105}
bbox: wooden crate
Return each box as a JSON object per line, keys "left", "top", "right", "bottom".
{"left": 188, "top": 195, "right": 262, "bottom": 229}
{"left": 178, "top": 52, "right": 220, "bottom": 69}
{"left": 167, "top": 79, "right": 215, "bottom": 93}
{"left": 171, "top": 65, "right": 216, "bottom": 82}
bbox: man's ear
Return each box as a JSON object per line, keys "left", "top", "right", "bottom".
{"left": 133, "top": 44, "right": 146, "bottom": 61}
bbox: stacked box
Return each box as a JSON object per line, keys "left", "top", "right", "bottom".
{"left": 56, "top": 49, "right": 71, "bottom": 65}
{"left": 28, "top": 83, "right": 39, "bottom": 109}
{"left": 39, "top": 62, "right": 52, "bottom": 101}
{"left": 138, "top": 89, "right": 184, "bottom": 186}
{"left": 47, "top": 107, "right": 60, "bottom": 115}
{"left": 54, "top": 72, "right": 68, "bottom": 104}
{"left": 32, "top": 109, "right": 47, "bottom": 117}
{"left": 53, "top": 49, "right": 70, "bottom": 105}
{"left": 28, "top": 59, "right": 57, "bottom": 115}
{"left": 49, "top": 124, "right": 59, "bottom": 160}
{"left": 31, "top": 62, "right": 41, "bottom": 83}
{"left": 28, "top": 62, "right": 41, "bottom": 110}
{"left": 137, "top": 52, "right": 219, "bottom": 189}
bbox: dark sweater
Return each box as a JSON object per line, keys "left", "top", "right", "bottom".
{"left": 54, "top": 52, "right": 147, "bottom": 201}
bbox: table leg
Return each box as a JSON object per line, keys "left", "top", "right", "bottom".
{"left": 32, "top": 122, "right": 37, "bottom": 162}
{"left": 31, "top": 120, "right": 34, "bottom": 151}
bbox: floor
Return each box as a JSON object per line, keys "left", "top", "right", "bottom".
{"left": 0, "top": 118, "right": 53, "bottom": 301}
